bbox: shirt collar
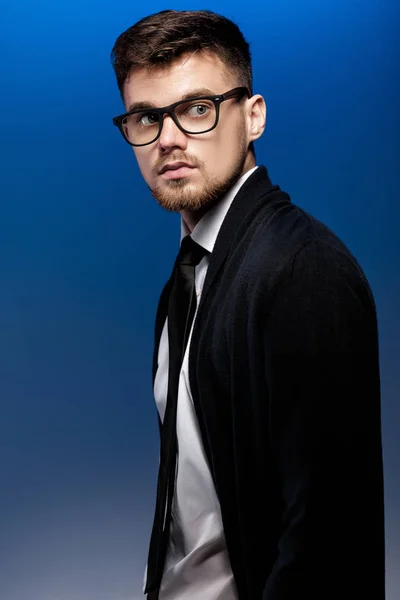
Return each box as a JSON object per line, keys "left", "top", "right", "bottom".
{"left": 180, "top": 166, "right": 259, "bottom": 253}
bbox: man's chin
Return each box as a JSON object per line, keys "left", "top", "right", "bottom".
{"left": 150, "top": 181, "right": 210, "bottom": 213}
{"left": 153, "top": 195, "right": 210, "bottom": 213}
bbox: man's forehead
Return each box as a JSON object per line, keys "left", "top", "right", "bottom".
{"left": 123, "top": 51, "right": 234, "bottom": 107}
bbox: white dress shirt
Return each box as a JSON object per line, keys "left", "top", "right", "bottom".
{"left": 144, "top": 167, "right": 258, "bottom": 599}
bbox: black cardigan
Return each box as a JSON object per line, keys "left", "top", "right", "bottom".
{"left": 152, "top": 166, "right": 385, "bottom": 599}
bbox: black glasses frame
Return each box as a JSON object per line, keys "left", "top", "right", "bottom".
{"left": 112, "top": 86, "right": 250, "bottom": 147}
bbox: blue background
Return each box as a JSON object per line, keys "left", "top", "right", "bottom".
{"left": 1, "top": 1, "right": 398, "bottom": 599}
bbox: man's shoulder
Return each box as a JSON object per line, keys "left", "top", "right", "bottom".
{"left": 243, "top": 198, "right": 341, "bottom": 258}
{"left": 240, "top": 199, "right": 369, "bottom": 290}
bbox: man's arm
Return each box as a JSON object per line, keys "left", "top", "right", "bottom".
{"left": 262, "top": 238, "right": 385, "bottom": 599}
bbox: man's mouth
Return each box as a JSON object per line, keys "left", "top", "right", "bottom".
{"left": 159, "top": 162, "right": 197, "bottom": 179}
{"left": 159, "top": 161, "right": 196, "bottom": 174}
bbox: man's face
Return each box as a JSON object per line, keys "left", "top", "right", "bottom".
{"left": 122, "top": 52, "right": 255, "bottom": 215}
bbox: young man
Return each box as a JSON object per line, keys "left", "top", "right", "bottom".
{"left": 110, "top": 10, "right": 385, "bottom": 600}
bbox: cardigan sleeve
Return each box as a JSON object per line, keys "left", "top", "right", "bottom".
{"left": 261, "top": 238, "right": 385, "bottom": 600}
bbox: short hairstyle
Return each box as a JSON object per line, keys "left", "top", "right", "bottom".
{"left": 110, "top": 9, "right": 253, "bottom": 98}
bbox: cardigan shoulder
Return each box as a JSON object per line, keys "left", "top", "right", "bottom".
{"left": 229, "top": 197, "right": 375, "bottom": 314}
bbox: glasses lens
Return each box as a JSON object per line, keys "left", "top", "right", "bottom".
{"left": 174, "top": 99, "right": 217, "bottom": 133}
{"left": 122, "top": 111, "right": 161, "bottom": 145}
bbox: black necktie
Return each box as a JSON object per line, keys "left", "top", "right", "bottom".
{"left": 145, "top": 235, "right": 208, "bottom": 597}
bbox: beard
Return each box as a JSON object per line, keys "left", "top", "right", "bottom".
{"left": 149, "top": 126, "right": 249, "bottom": 215}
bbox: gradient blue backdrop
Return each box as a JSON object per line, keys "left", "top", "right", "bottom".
{"left": 1, "top": 1, "right": 399, "bottom": 599}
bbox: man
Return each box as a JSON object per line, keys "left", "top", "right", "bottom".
{"left": 110, "top": 9, "right": 385, "bottom": 600}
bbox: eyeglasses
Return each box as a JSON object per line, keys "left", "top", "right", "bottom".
{"left": 112, "top": 86, "right": 250, "bottom": 147}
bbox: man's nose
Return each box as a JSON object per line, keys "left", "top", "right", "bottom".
{"left": 158, "top": 114, "right": 188, "bottom": 151}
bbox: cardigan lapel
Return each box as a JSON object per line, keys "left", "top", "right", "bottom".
{"left": 152, "top": 275, "right": 172, "bottom": 386}
{"left": 196, "top": 166, "right": 279, "bottom": 311}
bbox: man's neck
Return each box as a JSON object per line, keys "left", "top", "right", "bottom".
{"left": 181, "top": 153, "right": 256, "bottom": 233}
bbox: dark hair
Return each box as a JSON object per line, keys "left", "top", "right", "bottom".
{"left": 110, "top": 9, "right": 253, "bottom": 97}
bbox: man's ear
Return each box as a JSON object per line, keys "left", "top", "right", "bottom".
{"left": 246, "top": 94, "right": 267, "bottom": 142}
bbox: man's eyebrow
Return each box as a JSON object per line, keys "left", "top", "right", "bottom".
{"left": 126, "top": 88, "right": 216, "bottom": 113}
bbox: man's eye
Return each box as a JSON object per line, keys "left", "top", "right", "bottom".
{"left": 186, "top": 104, "right": 210, "bottom": 117}
{"left": 139, "top": 112, "right": 159, "bottom": 126}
